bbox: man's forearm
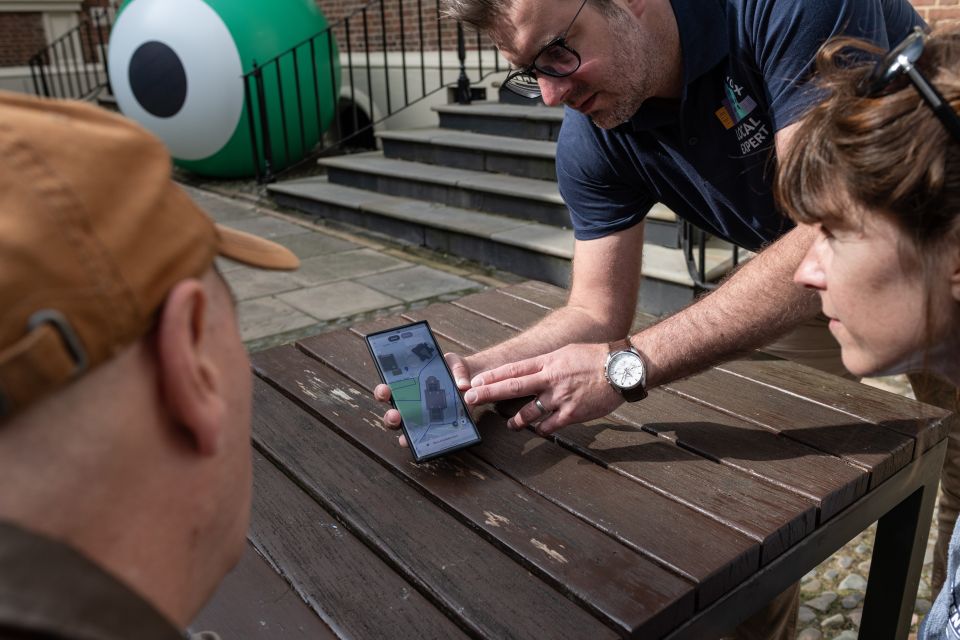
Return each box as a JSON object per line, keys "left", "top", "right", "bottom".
{"left": 467, "top": 304, "right": 625, "bottom": 374}
{"left": 634, "top": 224, "right": 822, "bottom": 388}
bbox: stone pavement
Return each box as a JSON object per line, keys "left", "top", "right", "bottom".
{"left": 184, "top": 183, "right": 934, "bottom": 640}
{"left": 181, "top": 184, "right": 519, "bottom": 353}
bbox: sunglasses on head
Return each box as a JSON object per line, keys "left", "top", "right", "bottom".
{"left": 858, "top": 26, "right": 960, "bottom": 142}
{"left": 502, "top": 0, "right": 588, "bottom": 99}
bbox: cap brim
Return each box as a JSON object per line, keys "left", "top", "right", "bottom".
{"left": 215, "top": 224, "right": 300, "bottom": 271}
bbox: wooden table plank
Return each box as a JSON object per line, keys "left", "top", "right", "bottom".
{"left": 469, "top": 410, "right": 759, "bottom": 608}
{"left": 253, "top": 348, "right": 685, "bottom": 637}
{"left": 300, "top": 328, "right": 762, "bottom": 608}
{"left": 190, "top": 543, "right": 338, "bottom": 639}
{"left": 612, "top": 391, "right": 869, "bottom": 522}
{"left": 499, "top": 280, "right": 570, "bottom": 308}
{"left": 719, "top": 359, "right": 951, "bottom": 455}
{"left": 453, "top": 289, "right": 551, "bottom": 330}
{"left": 553, "top": 420, "right": 817, "bottom": 566}
{"left": 666, "top": 368, "right": 915, "bottom": 488}
{"left": 248, "top": 448, "right": 468, "bottom": 639}
{"left": 356, "top": 305, "right": 831, "bottom": 564}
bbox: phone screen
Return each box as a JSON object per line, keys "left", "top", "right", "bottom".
{"left": 366, "top": 321, "right": 482, "bottom": 462}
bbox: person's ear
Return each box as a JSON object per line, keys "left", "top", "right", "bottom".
{"left": 155, "top": 278, "right": 226, "bottom": 456}
{"left": 621, "top": 0, "right": 647, "bottom": 20}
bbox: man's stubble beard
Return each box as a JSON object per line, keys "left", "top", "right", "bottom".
{"left": 586, "top": 11, "right": 653, "bottom": 129}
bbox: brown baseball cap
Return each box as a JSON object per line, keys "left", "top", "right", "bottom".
{"left": 0, "top": 91, "right": 299, "bottom": 420}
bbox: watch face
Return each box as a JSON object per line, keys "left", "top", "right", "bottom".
{"left": 608, "top": 351, "right": 645, "bottom": 389}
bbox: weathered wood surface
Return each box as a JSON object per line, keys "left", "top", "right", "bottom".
{"left": 235, "top": 280, "right": 947, "bottom": 639}
{"left": 190, "top": 542, "right": 338, "bottom": 639}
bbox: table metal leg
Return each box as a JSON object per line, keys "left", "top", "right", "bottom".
{"left": 860, "top": 442, "right": 944, "bottom": 639}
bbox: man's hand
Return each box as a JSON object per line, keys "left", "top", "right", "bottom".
{"left": 374, "top": 351, "right": 474, "bottom": 448}
{"left": 464, "top": 342, "right": 624, "bottom": 435}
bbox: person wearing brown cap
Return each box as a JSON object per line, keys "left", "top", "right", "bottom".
{"left": 0, "top": 91, "right": 299, "bottom": 639}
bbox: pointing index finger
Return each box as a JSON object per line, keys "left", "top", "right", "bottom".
{"left": 471, "top": 357, "right": 542, "bottom": 387}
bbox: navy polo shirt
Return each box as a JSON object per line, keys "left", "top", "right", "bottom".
{"left": 558, "top": 0, "right": 923, "bottom": 251}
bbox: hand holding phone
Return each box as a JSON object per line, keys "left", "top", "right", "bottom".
{"left": 366, "top": 321, "right": 482, "bottom": 462}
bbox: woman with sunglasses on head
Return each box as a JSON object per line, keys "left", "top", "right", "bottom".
{"left": 776, "top": 22, "right": 960, "bottom": 637}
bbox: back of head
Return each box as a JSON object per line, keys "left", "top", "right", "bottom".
{"left": 0, "top": 91, "right": 299, "bottom": 633}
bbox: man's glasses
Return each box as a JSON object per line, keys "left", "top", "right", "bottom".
{"left": 858, "top": 26, "right": 960, "bottom": 142}
{"left": 502, "top": 0, "right": 588, "bottom": 99}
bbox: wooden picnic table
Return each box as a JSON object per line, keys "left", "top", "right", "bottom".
{"left": 192, "top": 280, "right": 950, "bottom": 639}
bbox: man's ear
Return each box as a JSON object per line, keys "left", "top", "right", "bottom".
{"left": 621, "top": 0, "right": 647, "bottom": 20}
{"left": 156, "top": 279, "right": 225, "bottom": 456}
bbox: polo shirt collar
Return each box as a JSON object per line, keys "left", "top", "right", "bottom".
{"left": 629, "top": 0, "right": 729, "bottom": 131}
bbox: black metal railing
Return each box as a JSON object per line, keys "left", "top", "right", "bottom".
{"left": 244, "top": 0, "right": 501, "bottom": 183}
{"left": 29, "top": 5, "right": 118, "bottom": 100}
{"left": 681, "top": 220, "right": 743, "bottom": 293}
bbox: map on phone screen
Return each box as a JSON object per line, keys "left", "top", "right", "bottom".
{"left": 368, "top": 322, "right": 480, "bottom": 459}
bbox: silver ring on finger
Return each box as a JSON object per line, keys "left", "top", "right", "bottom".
{"left": 534, "top": 397, "right": 550, "bottom": 417}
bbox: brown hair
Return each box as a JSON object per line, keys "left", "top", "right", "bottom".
{"left": 441, "top": 0, "right": 617, "bottom": 33}
{"left": 776, "top": 23, "right": 960, "bottom": 359}
{"left": 775, "top": 23, "right": 960, "bottom": 255}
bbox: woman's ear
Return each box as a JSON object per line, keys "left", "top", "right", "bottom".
{"left": 155, "top": 278, "right": 226, "bottom": 456}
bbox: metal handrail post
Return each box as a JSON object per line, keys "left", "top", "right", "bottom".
{"left": 455, "top": 22, "right": 471, "bottom": 104}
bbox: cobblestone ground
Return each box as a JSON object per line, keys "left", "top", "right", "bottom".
{"left": 795, "top": 374, "right": 932, "bottom": 640}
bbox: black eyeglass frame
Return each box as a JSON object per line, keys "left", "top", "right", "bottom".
{"left": 502, "top": 0, "right": 589, "bottom": 99}
{"left": 858, "top": 26, "right": 960, "bottom": 142}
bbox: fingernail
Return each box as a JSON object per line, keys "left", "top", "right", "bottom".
{"left": 464, "top": 390, "right": 477, "bottom": 404}
{"left": 456, "top": 377, "right": 469, "bottom": 387}
{"left": 471, "top": 375, "right": 483, "bottom": 386}
{"left": 506, "top": 419, "right": 515, "bottom": 429}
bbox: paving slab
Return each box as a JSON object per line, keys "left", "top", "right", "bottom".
{"left": 293, "top": 249, "right": 413, "bottom": 286}
{"left": 357, "top": 265, "right": 481, "bottom": 302}
{"left": 180, "top": 184, "right": 260, "bottom": 222}
{"left": 275, "top": 232, "right": 362, "bottom": 259}
{"left": 224, "top": 266, "right": 304, "bottom": 301}
{"left": 236, "top": 297, "right": 317, "bottom": 342}
{"left": 221, "top": 215, "right": 313, "bottom": 240}
{"left": 277, "top": 281, "right": 403, "bottom": 321}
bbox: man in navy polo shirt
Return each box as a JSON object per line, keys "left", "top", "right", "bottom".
{"left": 377, "top": 0, "right": 937, "bottom": 636}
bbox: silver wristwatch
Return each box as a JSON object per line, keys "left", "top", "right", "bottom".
{"left": 604, "top": 338, "right": 648, "bottom": 402}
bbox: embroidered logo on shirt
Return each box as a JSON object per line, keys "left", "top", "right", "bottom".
{"left": 715, "top": 77, "right": 771, "bottom": 155}
{"left": 715, "top": 78, "right": 757, "bottom": 129}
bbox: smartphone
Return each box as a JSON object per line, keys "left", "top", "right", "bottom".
{"left": 366, "top": 321, "right": 482, "bottom": 462}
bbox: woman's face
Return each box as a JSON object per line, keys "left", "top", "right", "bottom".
{"left": 794, "top": 210, "right": 959, "bottom": 378}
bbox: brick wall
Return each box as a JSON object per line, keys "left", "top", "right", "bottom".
{"left": 0, "top": 13, "right": 46, "bottom": 66}
{"left": 912, "top": 0, "right": 960, "bottom": 23}
{"left": 321, "top": 0, "right": 492, "bottom": 55}
{"left": 0, "top": 0, "right": 955, "bottom": 68}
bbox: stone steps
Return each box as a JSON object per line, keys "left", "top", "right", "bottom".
{"left": 266, "top": 99, "right": 742, "bottom": 314}
{"left": 268, "top": 177, "right": 731, "bottom": 312}
{"left": 433, "top": 101, "right": 564, "bottom": 141}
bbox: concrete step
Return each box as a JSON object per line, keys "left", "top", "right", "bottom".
{"left": 433, "top": 101, "right": 565, "bottom": 141}
{"left": 319, "top": 151, "right": 570, "bottom": 227}
{"left": 268, "top": 177, "right": 732, "bottom": 314}
{"left": 318, "top": 151, "right": 680, "bottom": 246}
{"left": 377, "top": 128, "right": 557, "bottom": 181}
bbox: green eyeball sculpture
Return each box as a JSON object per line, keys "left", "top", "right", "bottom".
{"left": 108, "top": 0, "right": 340, "bottom": 177}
